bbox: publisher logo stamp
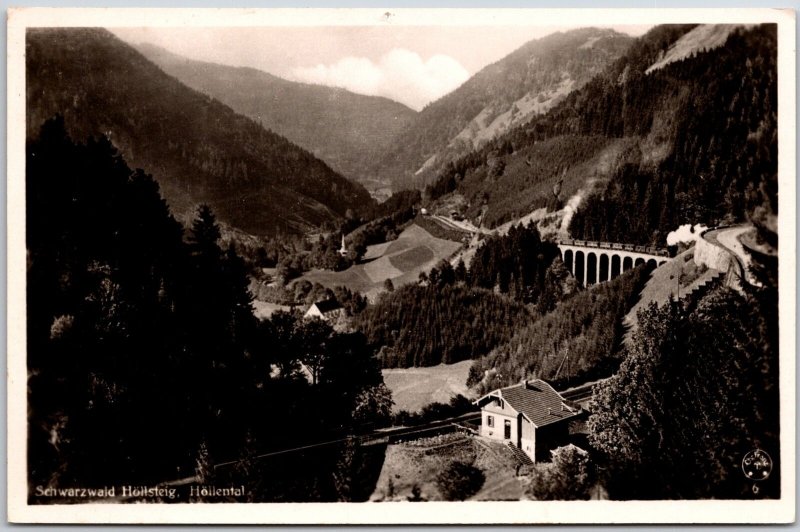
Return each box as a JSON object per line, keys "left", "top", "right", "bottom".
{"left": 742, "top": 449, "right": 772, "bottom": 493}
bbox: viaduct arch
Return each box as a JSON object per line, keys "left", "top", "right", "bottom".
{"left": 557, "top": 239, "right": 670, "bottom": 287}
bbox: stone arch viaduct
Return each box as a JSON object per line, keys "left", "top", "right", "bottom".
{"left": 557, "top": 239, "right": 670, "bottom": 286}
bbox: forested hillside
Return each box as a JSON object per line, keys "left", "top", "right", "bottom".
{"left": 26, "top": 28, "right": 374, "bottom": 236}
{"left": 133, "top": 43, "right": 417, "bottom": 189}
{"left": 354, "top": 223, "right": 576, "bottom": 368}
{"left": 467, "top": 222, "right": 564, "bottom": 307}
{"left": 369, "top": 27, "right": 633, "bottom": 190}
{"left": 468, "top": 265, "right": 651, "bottom": 394}
{"left": 27, "top": 117, "right": 392, "bottom": 496}
{"left": 568, "top": 24, "right": 777, "bottom": 245}
{"left": 426, "top": 134, "right": 622, "bottom": 230}
{"left": 423, "top": 25, "right": 775, "bottom": 247}
{"left": 355, "top": 283, "right": 531, "bottom": 368}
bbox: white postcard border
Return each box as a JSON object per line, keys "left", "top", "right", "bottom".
{"left": 6, "top": 7, "right": 796, "bottom": 524}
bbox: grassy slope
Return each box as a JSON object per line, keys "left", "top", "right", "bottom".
{"left": 370, "top": 434, "right": 524, "bottom": 501}
{"left": 621, "top": 247, "right": 722, "bottom": 340}
{"left": 298, "top": 223, "right": 462, "bottom": 298}
{"left": 382, "top": 360, "right": 474, "bottom": 414}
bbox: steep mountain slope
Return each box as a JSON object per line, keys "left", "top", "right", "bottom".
{"left": 27, "top": 28, "right": 374, "bottom": 236}
{"left": 131, "top": 43, "right": 417, "bottom": 194}
{"left": 645, "top": 24, "right": 754, "bottom": 73}
{"left": 423, "top": 24, "right": 776, "bottom": 248}
{"left": 369, "top": 27, "right": 634, "bottom": 190}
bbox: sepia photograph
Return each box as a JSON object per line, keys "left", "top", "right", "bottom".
{"left": 6, "top": 7, "right": 796, "bottom": 524}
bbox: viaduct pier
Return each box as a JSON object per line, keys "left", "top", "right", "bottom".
{"left": 557, "top": 239, "right": 670, "bottom": 286}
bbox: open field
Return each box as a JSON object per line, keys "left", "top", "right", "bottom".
{"left": 251, "top": 300, "right": 292, "bottom": 320}
{"left": 298, "top": 223, "right": 462, "bottom": 298}
{"left": 383, "top": 359, "right": 474, "bottom": 414}
{"left": 370, "top": 433, "right": 525, "bottom": 501}
{"left": 389, "top": 245, "right": 434, "bottom": 271}
{"left": 362, "top": 241, "right": 393, "bottom": 261}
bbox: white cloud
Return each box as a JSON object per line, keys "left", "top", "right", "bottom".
{"left": 290, "top": 48, "right": 469, "bottom": 111}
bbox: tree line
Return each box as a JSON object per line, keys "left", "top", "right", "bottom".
{"left": 354, "top": 282, "right": 531, "bottom": 368}
{"left": 468, "top": 265, "right": 650, "bottom": 394}
{"left": 588, "top": 271, "right": 779, "bottom": 498}
{"left": 27, "top": 117, "right": 391, "bottom": 498}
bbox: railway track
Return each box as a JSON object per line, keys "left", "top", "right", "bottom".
{"left": 116, "top": 381, "right": 605, "bottom": 500}
{"left": 559, "top": 378, "right": 609, "bottom": 405}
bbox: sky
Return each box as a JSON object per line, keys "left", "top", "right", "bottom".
{"left": 112, "top": 25, "right": 652, "bottom": 111}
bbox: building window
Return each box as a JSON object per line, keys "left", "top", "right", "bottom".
{"left": 487, "top": 415, "right": 494, "bottom": 427}
{"left": 504, "top": 420, "right": 511, "bottom": 439}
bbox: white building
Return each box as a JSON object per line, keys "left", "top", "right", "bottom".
{"left": 474, "top": 379, "right": 580, "bottom": 462}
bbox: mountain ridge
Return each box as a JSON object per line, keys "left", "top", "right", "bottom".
{"left": 130, "top": 42, "right": 417, "bottom": 197}
{"left": 366, "top": 27, "right": 635, "bottom": 190}
{"left": 26, "top": 28, "right": 375, "bottom": 236}
{"left": 422, "top": 24, "right": 776, "bottom": 249}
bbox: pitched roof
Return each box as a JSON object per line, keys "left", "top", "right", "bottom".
{"left": 311, "top": 299, "right": 342, "bottom": 314}
{"left": 476, "top": 379, "right": 579, "bottom": 428}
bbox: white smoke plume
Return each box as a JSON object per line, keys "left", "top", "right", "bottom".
{"left": 666, "top": 223, "right": 708, "bottom": 246}
{"left": 559, "top": 190, "right": 585, "bottom": 233}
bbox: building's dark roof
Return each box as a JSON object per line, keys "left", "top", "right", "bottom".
{"left": 476, "top": 379, "right": 579, "bottom": 428}
{"left": 312, "top": 299, "right": 342, "bottom": 314}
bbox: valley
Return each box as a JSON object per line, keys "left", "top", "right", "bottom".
{"left": 129, "top": 42, "right": 417, "bottom": 196}
{"left": 22, "top": 20, "right": 782, "bottom": 507}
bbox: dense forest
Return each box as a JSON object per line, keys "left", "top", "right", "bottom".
{"left": 467, "top": 222, "right": 563, "bottom": 305}
{"left": 589, "top": 280, "right": 779, "bottom": 499}
{"left": 26, "top": 118, "right": 391, "bottom": 498}
{"left": 26, "top": 28, "right": 374, "bottom": 236}
{"left": 567, "top": 26, "right": 777, "bottom": 245}
{"left": 354, "top": 282, "right": 531, "bottom": 368}
{"left": 468, "top": 265, "right": 650, "bottom": 394}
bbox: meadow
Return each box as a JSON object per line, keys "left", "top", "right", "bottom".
{"left": 299, "top": 223, "right": 462, "bottom": 298}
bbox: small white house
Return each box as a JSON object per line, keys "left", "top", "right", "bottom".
{"left": 474, "top": 379, "right": 580, "bottom": 462}
{"left": 304, "top": 299, "right": 345, "bottom": 322}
